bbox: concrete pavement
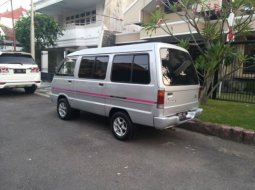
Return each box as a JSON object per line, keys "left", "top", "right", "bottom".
{"left": 0, "top": 90, "right": 255, "bottom": 190}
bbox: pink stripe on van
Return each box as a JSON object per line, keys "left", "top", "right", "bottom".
{"left": 52, "top": 88, "right": 156, "bottom": 105}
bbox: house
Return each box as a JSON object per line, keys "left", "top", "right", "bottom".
{"left": 0, "top": 26, "right": 23, "bottom": 51}
{"left": 0, "top": 6, "right": 27, "bottom": 28}
{"left": 115, "top": 0, "right": 255, "bottom": 103}
{"left": 0, "top": 7, "right": 26, "bottom": 51}
{"left": 34, "top": 0, "right": 134, "bottom": 75}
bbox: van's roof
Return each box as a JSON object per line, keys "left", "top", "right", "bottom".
{"left": 68, "top": 42, "right": 188, "bottom": 57}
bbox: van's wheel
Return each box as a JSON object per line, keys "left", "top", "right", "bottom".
{"left": 110, "top": 112, "right": 135, "bottom": 141}
{"left": 57, "top": 98, "right": 75, "bottom": 120}
{"left": 24, "top": 85, "right": 37, "bottom": 94}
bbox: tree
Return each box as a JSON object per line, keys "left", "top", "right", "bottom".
{"left": 15, "top": 12, "right": 63, "bottom": 52}
{"left": 144, "top": 0, "right": 255, "bottom": 104}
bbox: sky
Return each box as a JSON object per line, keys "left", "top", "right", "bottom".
{"left": 0, "top": 0, "right": 30, "bottom": 13}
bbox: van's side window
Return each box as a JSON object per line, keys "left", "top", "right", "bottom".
{"left": 78, "top": 56, "right": 109, "bottom": 79}
{"left": 93, "top": 56, "right": 108, "bottom": 79}
{"left": 132, "top": 54, "right": 150, "bottom": 84}
{"left": 111, "top": 54, "right": 150, "bottom": 84}
{"left": 79, "top": 57, "right": 94, "bottom": 78}
{"left": 111, "top": 55, "right": 133, "bottom": 82}
{"left": 57, "top": 58, "right": 76, "bottom": 76}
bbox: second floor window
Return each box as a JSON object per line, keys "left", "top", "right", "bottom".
{"left": 66, "top": 10, "right": 97, "bottom": 26}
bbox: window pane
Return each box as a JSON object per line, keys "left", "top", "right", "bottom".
{"left": 161, "top": 48, "right": 199, "bottom": 86}
{"left": 78, "top": 57, "right": 95, "bottom": 78}
{"left": 91, "top": 16, "right": 96, "bottom": 23}
{"left": 86, "top": 18, "right": 90, "bottom": 25}
{"left": 111, "top": 55, "right": 133, "bottom": 83}
{"left": 58, "top": 58, "right": 76, "bottom": 76}
{"left": 132, "top": 54, "right": 150, "bottom": 84}
{"left": 93, "top": 56, "right": 109, "bottom": 79}
{"left": 0, "top": 54, "right": 35, "bottom": 64}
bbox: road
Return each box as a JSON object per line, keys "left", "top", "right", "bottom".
{"left": 0, "top": 89, "right": 255, "bottom": 190}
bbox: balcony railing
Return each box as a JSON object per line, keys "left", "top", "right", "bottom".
{"left": 56, "top": 21, "right": 103, "bottom": 47}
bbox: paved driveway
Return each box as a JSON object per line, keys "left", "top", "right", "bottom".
{"left": 0, "top": 89, "right": 255, "bottom": 190}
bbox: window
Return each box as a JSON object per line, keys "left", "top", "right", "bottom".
{"left": 111, "top": 55, "right": 133, "bottom": 83}
{"left": 80, "top": 19, "right": 85, "bottom": 25}
{"left": 78, "top": 56, "right": 109, "bottom": 79}
{"left": 92, "top": 10, "right": 96, "bottom": 15}
{"left": 160, "top": 48, "right": 199, "bottom": 86}
{"left": 86, "top": 18, "right": 90, "bottom": 25}
{"left": 78, "top": 57, "right": 94, "bottom": 78}
{"left": 0, "top": 54, "right": 35, "bottom": 65}
{"left": 91, "top": 16, "right": 96, "bottom": 23}
{"left": 65, "top": 10, "right": 96, "bottom": 26}
{"left": 132, "top": 54, "right": 150, "bottom": 84}
{"left": 111, "top": 54, "right": 150, "bottom": 84}
{"left": 93, "top": 56, "right": 108, "bottom": 79}
{"left": 57, "top": 58, "right": 76, "bottom": 76}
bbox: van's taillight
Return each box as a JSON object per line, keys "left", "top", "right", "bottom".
{"left": 157, "top": 89, "right": 165, "bottom": 108}
{"left": 0, "top": 67, "right": 9, "bottom": 73}
{"left": 31, "top": 67, "right": 40, "bottom": 73}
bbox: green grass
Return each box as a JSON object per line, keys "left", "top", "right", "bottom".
{"left": 199, "top": 100, "right": 255, "bottom": 131}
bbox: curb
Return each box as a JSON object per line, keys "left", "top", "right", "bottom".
{"left": 177, "top": 120, "right": 255, "bottom": 145}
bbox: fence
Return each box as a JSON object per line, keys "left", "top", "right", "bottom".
{"left": 216, "top": 64, "right": 255, "bottom": 104}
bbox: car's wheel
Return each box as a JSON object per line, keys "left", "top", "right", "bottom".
{"left": 24, "top": 85, "right": 37, "bottom": 94}
{"left": 57, "top": 98, "right": 75, "bottom": 120}
{"left": 110, "top": 112, "right": 135, "bottom": 141}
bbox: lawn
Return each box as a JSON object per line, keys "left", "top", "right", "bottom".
{"left": 199, "top": 100, "right": 255, "bottom": 131}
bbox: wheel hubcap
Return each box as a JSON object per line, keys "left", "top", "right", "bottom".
{"left": 113, "top": 117, "right": 127, "bottom": 137}
{"left": 58, "top": 102, "right": 67, "bottom": 118}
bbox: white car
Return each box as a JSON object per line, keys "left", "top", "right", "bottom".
{"left": 0, "top": 51, "right": 41, "bottom": 93}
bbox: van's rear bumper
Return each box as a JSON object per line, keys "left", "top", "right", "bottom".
{"left": 154, "top": 108, "right": 203, "bottom": 129}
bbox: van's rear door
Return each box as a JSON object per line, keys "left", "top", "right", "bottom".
{"left": 160, "top": 48, "right": 200, "bottom": 116}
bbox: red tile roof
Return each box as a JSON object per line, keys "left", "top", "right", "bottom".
{"left": 0, "top": 7, "right": 27, "bottom": 19}
{"left": 1, "top": 26, "right": 14, "bottom": 41}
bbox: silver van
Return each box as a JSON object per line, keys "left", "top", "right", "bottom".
{"left": 50, "top": 43, "right": 202, "bottom": 140}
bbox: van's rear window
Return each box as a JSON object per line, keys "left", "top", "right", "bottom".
{"left": 0, "top": 54, "right": 35, "bottom": 64}
{"left": 160, "top": 48, "right": 199, "bottom": 86}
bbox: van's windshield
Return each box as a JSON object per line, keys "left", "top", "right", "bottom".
{"left": 0, "top": 54, "right": 35, "bottom": 65}
{"left": 160, "top": 48, "right": 199, "bottom": 86}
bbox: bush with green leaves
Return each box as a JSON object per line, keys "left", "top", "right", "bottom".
{"left": 15, "top": 12, "right": 63, "bottom": 52}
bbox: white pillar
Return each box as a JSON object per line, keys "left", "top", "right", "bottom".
{"left": 41, "top": 51, "right": 48, "bottom": 73}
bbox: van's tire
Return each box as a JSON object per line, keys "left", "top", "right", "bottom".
{"left": 24, "top": 85, "right": 37, "bottom": 94}
{"left": 110, "top": 112, "right": 135, "bottom": 141}
{"left": 57, "top": 98, "right": 75, "bottom": 120}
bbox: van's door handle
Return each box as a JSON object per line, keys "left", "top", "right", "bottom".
{"left": 67, "top": 80, "right": 72, "bottom": 83}
{"left": 167, "top": 93, "right": 173, "bottom": 97}
{"left": 99, "top": 83, "right": 104, "bottom": 86}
